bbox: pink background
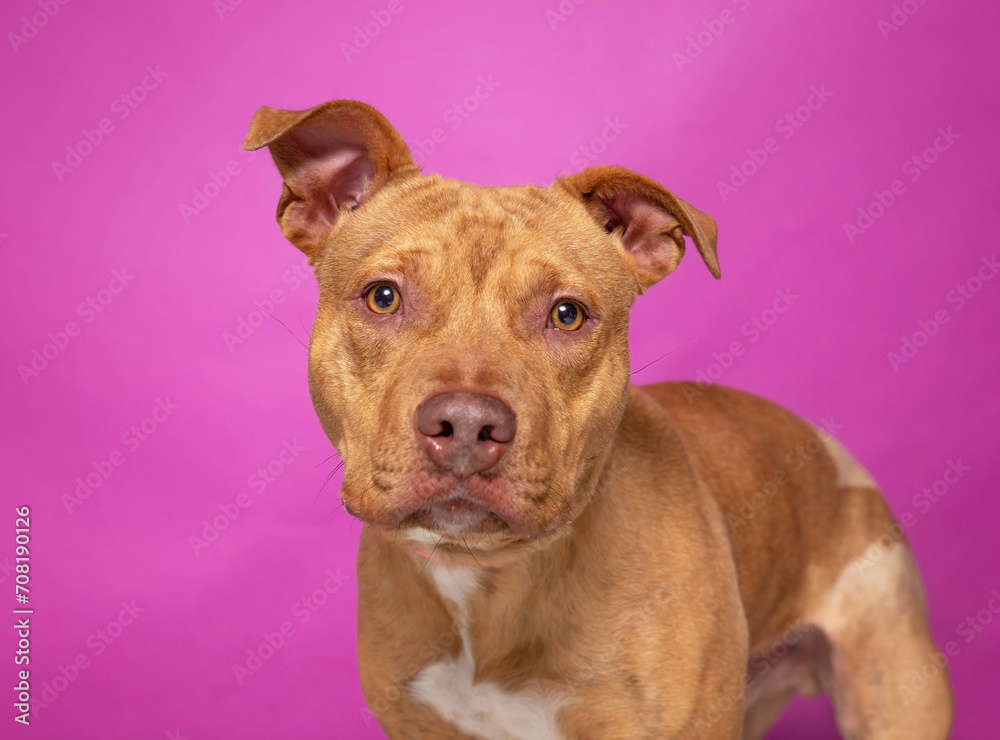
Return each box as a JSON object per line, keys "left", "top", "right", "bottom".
{"left": 2, "top": 0, "right": 998, "bottom": 737}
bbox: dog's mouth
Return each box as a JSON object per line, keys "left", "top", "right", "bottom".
{"left": 342, "top": 465, "right": 572, "bottom": 542}
{"left": 401, "top": 491, "right": 507, "bottom": 537}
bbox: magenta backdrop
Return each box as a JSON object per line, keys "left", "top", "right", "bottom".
{"left": 2, "top": 0, "right": 998, "bottom": 737}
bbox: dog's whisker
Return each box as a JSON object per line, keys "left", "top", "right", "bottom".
{"left": 313, "top": 451, "right": 341, "bottom": 469}
{"left": 328, "top": 472, "right": 379, "bottom": 522}
{"left": 417, "top": 535, "right": 445, "bottom": 577}
{"left": 462, "top": 536, "right": 488, "bottom": 573}
{"left": 313, "top": 460, "right": 346, "bottom": 508}
{"left": 356, "top": 473, "right": 380, "bottom": 499}
{"left": 326, "top": 498, "right": 348, "bottom": 522}
{"left": 629, "top": 340, "right": 697, "bottom": 376}
{"left": 262, "top": 309, "right": 308, "bottom": 350}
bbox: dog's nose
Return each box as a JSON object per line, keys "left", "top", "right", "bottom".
{"left": 416, "top": 392, "right": 516, "bottom": 476}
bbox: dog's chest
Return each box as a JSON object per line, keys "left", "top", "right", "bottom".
{"left": 409, "top": 560, "right": 565, "bottom": 740}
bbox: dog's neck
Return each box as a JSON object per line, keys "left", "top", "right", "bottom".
{"left": 399, "top": 442, "right": 617, "bottom": 634}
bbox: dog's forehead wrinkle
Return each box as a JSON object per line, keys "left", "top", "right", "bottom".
{"left": 350, "top": 180, "right": 611, "bottom": 304}
{"left": 451, "top": 186, "right": 554, "bottom": 289}
{"left": 359, "top": 242, "right": 428, "bottom": 277}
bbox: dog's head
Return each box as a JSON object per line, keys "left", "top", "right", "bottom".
{"left": 244, "top": 100, "right": 718, "bottom": 549}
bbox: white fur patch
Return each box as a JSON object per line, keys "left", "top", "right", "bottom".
{"left": 400, "top": 525, "right": 495, "bottom": 552}
{"left": 820, "top": 433, "right": 877, "bottom": 489}
{"left": 812, "top": 542, "right": 917, "bottom": 634}
{"left": 425, "top": 560, "right": 481, "bottom": 629}
{"left": 400, "top": 526, "right": 444, "bottom": 552}
{"left": 410, "top": 561, "right": 565, "bottom": 740}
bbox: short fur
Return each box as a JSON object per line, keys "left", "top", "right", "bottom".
{"left": 244, "top": 100, "right": 953, "bottom": 739}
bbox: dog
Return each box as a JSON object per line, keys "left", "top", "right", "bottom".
{"left": 243, "top": 100, "right": 953, "bottom": 739}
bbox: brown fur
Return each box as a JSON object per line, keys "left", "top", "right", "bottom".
{"left": 244, "top": 100, "right": 953, "bottom": 739}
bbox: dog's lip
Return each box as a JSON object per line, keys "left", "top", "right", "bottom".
{"left": 352, "top": 470, "right": 565, "bottom": 540}
{"left": 402, "top": 492, "right": 504, "bottom": 535}
{"left": 428, "top": 493, "right": 486, "bottom": 516}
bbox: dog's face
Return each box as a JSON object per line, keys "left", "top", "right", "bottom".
{"left": 308, "top": 178, "right": 639, "bottom": 543}
{"left": 244, "top": 101, "right": 719, "bottom": 547}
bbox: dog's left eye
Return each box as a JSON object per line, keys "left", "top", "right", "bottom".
{"left": 366, "top": 283, "right": 401, "bottom": 314}
{"left": 550, "top": 301, "right": 585, "bottom": 331}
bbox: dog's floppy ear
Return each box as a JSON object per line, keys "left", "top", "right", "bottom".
{"left": 557, "top": 166, "right": 720, "bottom": 290}
{"left": 243, "top": 100, "right": 418, "bottom": 258}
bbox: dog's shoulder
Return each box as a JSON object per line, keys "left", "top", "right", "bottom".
{"left": 635, "top": 381, "right": 816, "bottom": 446}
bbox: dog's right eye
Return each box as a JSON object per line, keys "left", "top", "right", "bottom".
{"left": 366, "top": 283, "right": 401, "bottom": 314}
{"left": 550, "top": 300, "right": 585, "bottom": 331}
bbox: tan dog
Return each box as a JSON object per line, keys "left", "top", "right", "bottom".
{"left": 243, "top": 100, "right": 953, "bottom": 739}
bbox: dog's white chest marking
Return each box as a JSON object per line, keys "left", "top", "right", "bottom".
{"left": 410, "top": 560, "right": 565, "bottom": 740}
